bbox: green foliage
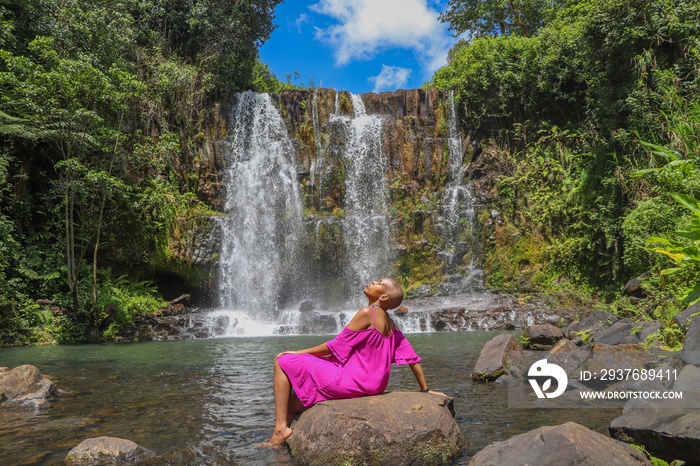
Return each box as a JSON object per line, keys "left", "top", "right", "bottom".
{"left": 252, "top": 61, "right": 316, "bottom": 93}
{"left": 571, "top": 328, "right": 593, "bottom": 344}
{"left": 646, "top": 194, "right": 700, "bottom": 304}
{"left": 429, "top": 0, "right": 700, "bottom": 301}
{"left": 0, "top": 0, "right": 278, "bottom": 345}
{"left": 440, "top": 0, "right": 565, "bottom": 38}
{"left": 629, "top": 443, "right": 671, "bottom": 466}
{"left": 98, "top": 273, "right": 166, "bottom": 339}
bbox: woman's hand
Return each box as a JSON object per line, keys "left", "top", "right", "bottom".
{"left": 275, "top": 350, "right": 299, "bottom": 360}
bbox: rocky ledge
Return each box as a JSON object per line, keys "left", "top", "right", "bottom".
{"left": 287, "top": 391, "right": 464, "bottom": 465}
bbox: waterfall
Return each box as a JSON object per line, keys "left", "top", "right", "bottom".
{"left": 440, "top": 92, "right": 479, "bottom": 285}
{"left": 206, "top": 89, "right": 488, "bottom": 338}
{"left": 218, "top": 92, "right": 303, "bottom": 321}
{"left": 331, "top": 93, "right": 391, "bottom": 297}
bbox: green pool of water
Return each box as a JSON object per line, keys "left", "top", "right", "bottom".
{"left": 0, "top": 332, "right": 621, "bottom": 464}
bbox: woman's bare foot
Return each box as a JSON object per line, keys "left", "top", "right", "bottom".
{"left": 269, "top": 426, "right": 293, "bottom": 445}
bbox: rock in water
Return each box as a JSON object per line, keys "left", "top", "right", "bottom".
{"left": 469, "top": 422, "right": 650, "bottom": 465}
{"left": 65, "top": 437, "right": 155, "bottom": 463}
{"left": 0, "top": 365, "right": 57, "bottom": 408}
{"left": 472, "top": 333, "right": 525, "bottom": 381}
{"left": 287, "top": 391, "right": 464, "bottom": 465}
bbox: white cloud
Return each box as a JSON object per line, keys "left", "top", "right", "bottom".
{"left": 309, "top": 0, "right": 455, "bottom": 75}
{"left": 294, "top": 13, "right": 310, "bottom": 33}
{"left": 368, "top": 65, "right": 412, "bottom": 92}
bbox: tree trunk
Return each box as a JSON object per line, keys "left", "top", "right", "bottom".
{"left": 508, "top": 0, "right": 530, "bottom": 37}
{"left": 70, "top": 184, "right": 79, "bottom": 311}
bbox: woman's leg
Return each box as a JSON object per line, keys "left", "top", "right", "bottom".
{"left": 270, "top": 359, "right": 295, "bottom": 444}
{"left": 287, "top": 392, "right": 305, "bottom": 426}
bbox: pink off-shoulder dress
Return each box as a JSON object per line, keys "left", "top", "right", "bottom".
{"left": 277, "top": 313, "right": 422, "bottom": 407}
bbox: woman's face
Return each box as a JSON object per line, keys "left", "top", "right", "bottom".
{"left": 363, "top": 279, "right": 388, "bottom": 301}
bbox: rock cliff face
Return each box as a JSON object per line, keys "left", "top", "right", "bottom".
{"left": 175, "top": 87, "right": 492, "bottom": 303}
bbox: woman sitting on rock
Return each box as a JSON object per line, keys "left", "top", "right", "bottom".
{"left": 270, "top": 278, "right": 444, "bottom": 445}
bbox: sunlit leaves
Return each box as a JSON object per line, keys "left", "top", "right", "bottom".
{"left": 647, "top": 193, "right": 700, "bottom": 304}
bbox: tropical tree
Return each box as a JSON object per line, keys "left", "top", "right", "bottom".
{"left": 439, "top": 0, "right": 566, "bottom": 37}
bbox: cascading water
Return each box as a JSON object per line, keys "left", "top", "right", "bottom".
{"left": 440, "top": 92, "right": 480, "bottom": 287}
{"left": 216, "top": 92, "right": 304, "bottom": 334}
{"left": 204, "top": 89, "right": 490, "bottom": 338}
{"left": 331, "top": 94, "right": 391, "bottom": 298}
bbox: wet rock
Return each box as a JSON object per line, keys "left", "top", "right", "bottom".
{"left": 566, "top": 309, "right": 617, "bottom": 338}
{"left": 609, "top": 369, "right": 700, "bottom": 465}
{"left": 594, "top": 321, "right": 660, "bottom": 346}
{"left": 394, "top": 305, "right": 409, "bottom": 316}
{"left": 523, "top": 324, "right": 564, "bottom": 349}
{"left": 287, "top": 391, "right": 464, "bottom": 466}
{"left": 411, "top": 284, "right": 433, "bottom": 298}
{"left": 673, "top": 364, "right": 700, "bottom": 391}
{"left": 469, "top": 422, "right": 650, "bottom": 466}
{"left": 546, "top": 339, "right": 589, "bottom": 377}
{"left": 674, "top": 301, "right": 700, "bottom": 331}
{"left": 681, "top": 315, "right": 700, "bottom": 365}
{"left": 298, "top": 300, "right": 315, "bottom": 313}
{"left": 65, "top": 436, "right": 156, "bottom": 463}
{"left": 299, "top": 312, "right": 338, "bottom": 334}
{"left": 493, "top": 374, "right": 518, "bottom": 386}
{"left": 0, "top": 365, "right": 57, "bottom": 407}
{"left": 472, "top": 334, "right": 525, "bottom": 381}
{"left": 580, "top": 344, "right": 652, "bottom": 389}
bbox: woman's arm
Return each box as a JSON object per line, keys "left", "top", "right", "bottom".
{"left": 409, "top": 362, "right": 428, "bottom": 391}
{"left": 409, "top": 362, "right": 446, "bottom": 395}
{"left": 276, "top": 342, "right": 331, "bottom": 359}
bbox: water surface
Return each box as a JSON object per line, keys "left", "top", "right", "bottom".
{"left": 0, "top": 332, "right": 620, "bottom": 464}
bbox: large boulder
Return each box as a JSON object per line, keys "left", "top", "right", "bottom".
{"left": 472, "top": 333, "right": 525, "bottom": 381}
{"left": 469, "top": 422, "right": 650, "bottom": 465}
{"left": 580, "top": 344, "right": 652, "bottom": 389}
{"left": 594, "top": 321, "right": 660, "bottom": 346}
{"left": 681, "top": 315, "right": 700, "bottom": 365}
{"left": 523, "top": 324, "right": 564, "bottom": 349}
{"left": 0, "top": 365, "right": 57, "bottom": 408}
{"left": 287, "top": 392, "right": 464, "bottom": 465}
{"left": 673, "top": 301, "right": 700, "bottom": 331}
{"left": 609, "top": 366, "right": 700, "bottom": 465}
{"left": 566, "top": 309, "right": 618, "bottom": 338}
{"left": 65, "top": 436, "right": 156, "bottom": 463}
{"left": 546, "top": 338, "right": 589, "bottom": 377}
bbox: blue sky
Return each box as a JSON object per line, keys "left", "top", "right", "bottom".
{"left": 258, "top": 0, "right": 465, "bottom": 94}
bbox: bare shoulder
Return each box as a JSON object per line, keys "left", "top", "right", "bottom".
{"left": 347, "top": 307, "right": 373, "bottom": 331}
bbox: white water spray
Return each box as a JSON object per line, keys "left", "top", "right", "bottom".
{"left": 331, "top": 93, "right": 391, "bottom": 296}
{"left": 218, "top": 92, "right": 303, "bottom": 318}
